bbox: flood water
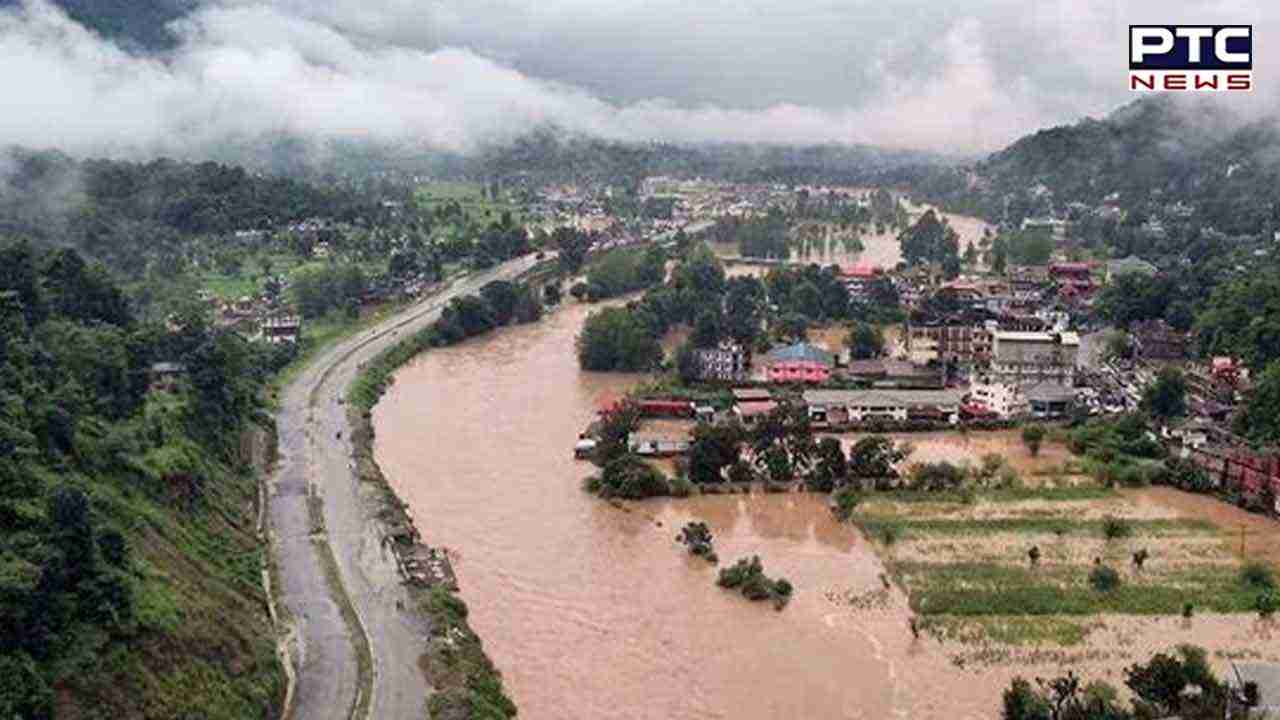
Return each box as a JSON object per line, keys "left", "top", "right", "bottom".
{"left": 372, "top": 301, "right": 1007, "bottom": 720}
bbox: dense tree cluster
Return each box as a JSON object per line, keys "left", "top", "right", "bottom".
{"left": 899, "top": 210, "right": 961, "bottom": 277}
{"left": 584, "top": 245, "right": 667, "bottom": 301}
{"left": 0, "top": 240, "right": 280, "bottom": 717}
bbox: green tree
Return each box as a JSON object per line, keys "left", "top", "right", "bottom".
{"left": 576, "top": 307, "right": 662, "bottom": 372}
{"left": 1022, "top": 425, "right": 1046, "bottom": 457}
{"left": 848, "top": 435, "right": 907, "bottom": 483}
{"left": 1238, "top": 361, "right": 1280, "bottom": 445}
{"left": 691, "top": 310, "right": 723, "bottom": 349}
{"left": 688, "top": 422, "right": 744, "bottom": 484}
{"left": 845, "top": 322, "right": 884, "bottom": 360}
{"left": 480, "top": 280, "right": 520, "bottom": 325}
{"left": 807, "top": 437, "right": 848, "bottom": 492}
{"left": 723, "top": 276, "right": 765, "bottom": 346}
{"left": 1141, "top": 368, "right": 1187, "bottom": 420}
{"left": 553, "top": 227, "right": 591, "bottom": 274}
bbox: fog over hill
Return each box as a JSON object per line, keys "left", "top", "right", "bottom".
{"left": 1, "top": 0, "right": 1275, "bottom": 166}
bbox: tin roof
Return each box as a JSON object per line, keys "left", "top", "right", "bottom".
{"left": 766, "top": 342, "right": 834, "bottom": 366}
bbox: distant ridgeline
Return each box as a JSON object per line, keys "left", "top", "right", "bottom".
{"left": 476, "top": 129, "right": 952, "bottom": 189}
{"left": 897, "top": 96, "right": 1280, "bottom": 238}
{"left": 0, "top": 147, "right": 394, "bottom": 278}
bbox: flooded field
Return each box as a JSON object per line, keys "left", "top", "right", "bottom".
{"left": 711, "top": 195, "right": 991, "bottom": 278}
{"left": 832, "top": 430, "right": 1081, "bottom": 478}
{"left": 371, "top": 301, "right": 1278, "bottom": 719}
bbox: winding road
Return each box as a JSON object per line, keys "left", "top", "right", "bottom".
{"left": 269, "top": 255, "right": 544, "bottom": 720}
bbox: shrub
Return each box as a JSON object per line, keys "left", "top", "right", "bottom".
{"left": 596, "top": 454, "right": 670, "bottom": 499}
{"left": 1021, "top": 424, "right": 1046, "bottom": 456}
{"left": 677, "top": 521, "right": 716, "bottom": 561}
{"left": 717, "top": 555, "right": 792, "bottom": 609}
{"left": 1182, "top": 602, "right": 1194, "bottom": 619}
{"left": 1027, "top": 546, "right": 1041, "bottom": 567}
{"left": 1256, "top": 590, "right": 1277, "bottom": 619}
{"left": 906, "top": 461, "right": 966, "bottom": 492}
{"left": 667, "top": 474, "right": 695, "bottom": 498}
{"left": 1102, "top": 516, "right": 1132, "bottom": 540}
{"left": 1089, "top": 564, "right": 1122, "bottom": 592}
{"left": 831, "top": 486, "right": 862, "bottom": 521}
{"left": 1132, "top": 548, "right": 1149, "bottom": 570}
{"left": 727, "top": 460, "right": 755, "bottom": 485}
{"left": 1241, "top": 561, "right": 1276, "bottom": 590}
{"left": 880, "top": 525, "right": 901, "bottom": 547}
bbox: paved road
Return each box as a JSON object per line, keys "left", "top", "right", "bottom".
{"left": 270, "top": 255, "right": 543, "bottom": 720}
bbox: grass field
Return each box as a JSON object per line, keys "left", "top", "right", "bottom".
{"left": 198, "top": 253, "right": 311, "bottom": 300}
{"left": 850, "top": 486, "right": 1276, "bottom": 646}
{"left": 414, "top": 181, "right": 525, "bottom": 224}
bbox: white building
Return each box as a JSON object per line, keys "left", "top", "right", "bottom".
{"left": 804, "top": 389, "right": 965, "bottom": 425}
{"left": 989, "top": 331, "right": 1079, "bottom": 386}
{"left": 967, "top": 380, "right": 1028, "bottom": 419}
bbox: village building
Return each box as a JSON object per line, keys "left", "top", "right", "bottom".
{"left": 1024, "top": 382, "right": 1076, "bottom": 419}
{"left": 627, "top": 433, "right": 691, "bottom": 457}
{"left": 691, "top": 343, "right": 748, "bottom": 381}
{"left": 1163, "top": 416, "right": 1218, "bottom": 450}
{"left": 839, "top": 263, "right": 884, "bottom": 301}
{"left": 1131, "top": 319, "right": 1187, "bottom": 362}
{"left": 988, "top": 330, "right": 1080, "bottom": 386}
{"left": 764, "top": 342, "right": 834, "bottom": 384}
{"left": 844, "top": 358, "right": 944, "bottom": 389}
{"left": 904, "top": 323, "right": 991, "bottom": 365}
{"left": 967, "top": 379, "right": 1029, "bottom": 419}
{"left": 262, "top": 315, "right": 303, "bottom": 344}
{"left": 1021, "top": 216, "right": 1068, "bottom": 239}
{"left": 1106, "top": 254, "right": 1158, "bottom": 283}
{"left": 1047, "top": 262, "right": 1096, "bottom": 301}
{"left": 148, "top": 362, "right": 187, "bottom": 394}
{"left": 636, "top": 399, "right": 696, "bottom": 418}
{"left": 731, "top": 388, "right": 776, "bottom": 425}
{"left": 803, "top": 388, "right": 964, "bottom": 425}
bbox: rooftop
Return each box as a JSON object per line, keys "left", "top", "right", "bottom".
{"left": 1023, "top": 382, "right": 1076, "bottom": 403}
{"left": 994, "top": 331, "right": 1080, "bottom": 346}
{"left": 766, "top": 342, "right": 834, "bottom": 366}
{"left": 804, "top": 388, "right": 965, "bottom": 408}
{"left": 732, "top": 388, "right": 772, "bottom": 402}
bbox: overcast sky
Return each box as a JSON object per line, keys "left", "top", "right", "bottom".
{"left": 0, "top": 0, "right": 1274, "bottom": 159}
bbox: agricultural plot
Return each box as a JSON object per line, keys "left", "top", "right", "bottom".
{"left": 414, "top": 181, "right": 525, "bottom": 224}
{"left": 850, "top": 487, "right": 1277, "bottom": 648}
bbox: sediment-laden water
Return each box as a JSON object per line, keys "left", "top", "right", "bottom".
{"left": 372, "top": 302, "right": 1005, "bottom": 720}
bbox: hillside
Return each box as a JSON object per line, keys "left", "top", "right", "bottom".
{"left": 0, "top": 239, "right": 285, "bottom": 718}
{"left": 906, "top": 97, "right": 1280, "bottom": 238}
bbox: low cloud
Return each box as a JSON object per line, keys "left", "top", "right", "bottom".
{"left": 0, "top": 0, "right": 1274, "bottom": 162}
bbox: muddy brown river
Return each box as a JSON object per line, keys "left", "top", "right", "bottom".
{"left": 371, "top": 301, "right": 1026, "bottom": 719}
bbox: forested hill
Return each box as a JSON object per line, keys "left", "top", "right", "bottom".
{"left": 907, "top": 97, "right": 1280, "bottom": 238}
{"left": 0, "top": 147, "right": 394, "bottom": 277}
{"left": 478, "top": 130, "right": 950, "bottom": 189}
{"left": 0, "top": 239, "right": 286, "bottom": 717}
{"left": 0, "top": 0, "right": 194, "bottom": 51}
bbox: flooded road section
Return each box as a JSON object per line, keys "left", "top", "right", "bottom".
{"left": 373, "top": 302, "right": 1000, "bottom": 720}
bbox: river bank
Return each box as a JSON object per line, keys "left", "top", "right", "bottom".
{"left": 268, "top": 256, "right": 542, "bottom": 720}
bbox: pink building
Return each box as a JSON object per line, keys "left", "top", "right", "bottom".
{"left": 765, "top": 342, "right": 834, "bottom": 384}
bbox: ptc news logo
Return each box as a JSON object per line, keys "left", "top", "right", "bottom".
{"left": 1129, "top": 25, "right": 1253, "bottom": 92}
